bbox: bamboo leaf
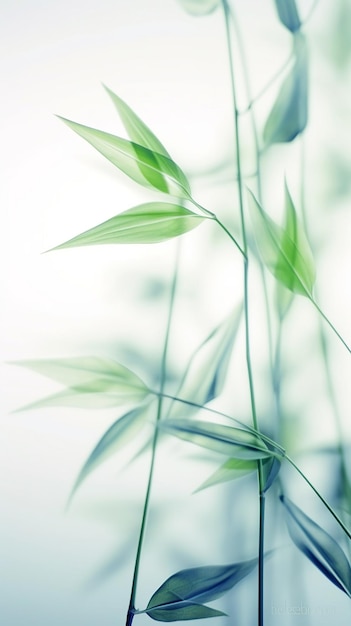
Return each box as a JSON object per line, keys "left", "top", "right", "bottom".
{"left": 57, "top": 116, "right": 191, "bottom": 197}
{"left": 69, "top": 402, "right": 153, "bottom": 501}
{"left": 196, "top": 456, "right": 281, "bottom": 493}
{"left": 144, "top": 559, "right": 257, "bottom": 621}
{"left": 281, "top": 495, "right": 351, "bottom": 596}
{"left": 263, "top": 35, "right": 308, "bottom": 146}
{"left": 248, "top": 188, "right": 315, "bottom": 297}
{"left": 103, "top": 85, "right": 171, "bottom": 158}
{"left": 12, "top": 356, "right": 150, "bottom": 410}
{"left": 50, "top": 203, "right": 205, "bottom": 250}
{"left": 162, "top": 419, "right": 274, "bottom": 460}
{"left": 169, "top": 305, "right": 243, "bottom": 419}
{"left": 177, "top": 0, "right": 221, "bottom": 16}
{"left": 196, "top": 458, "right": 258, "bottom": 492}
{"left": 274, "top": 0, "right": 301, "bottom": 33}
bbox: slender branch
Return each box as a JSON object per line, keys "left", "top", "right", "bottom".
{"left": 285, "top": 455, "right": 351, "bottom": 540}
{"left": 238, "top": 53, "right": 294, "bottom": 116}
{"left": 311, "top": 299, "right": 351, "bottom": 354}
{"left": 125, "top": 244, "right": 180, "bottom": 625}
{"left": 222, "top": 2, "right": 264, "bottom": 625}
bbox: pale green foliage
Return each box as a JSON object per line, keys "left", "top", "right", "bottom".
{"left": 51, "top": 203, "right": 206, "bottom": 250}
{"left": 177, "top": 0, "right": 221, "bottom": 17}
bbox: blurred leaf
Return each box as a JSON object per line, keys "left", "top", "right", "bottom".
{"left": 248, "top": 187, "right": 315, "bottom": 297}
{"left": 103, "top": 85, "right": 171, "bottom": 157}
{"left": 263, "top": 34, "right": 308, "bottom": 145}
{"left": 281, "top": 495, "right": 351, "bottom": 596}
{"left": 12, "top": 356, "right": 150, "bottom": 410}
{"left": 169, "top": 305, "right": 243, "bottom": 419}
{"left": 274, "top": 0, "right": 301, "bottom": 33}
{"left": 162, "top": 419, "right": 275, "bottom": 460}
{"left": 196, "top": 458, "right": 258, "bottom": 492}
{"left": 50, "top": 203, "right": 205, "bottom": 250}
{"left": 196, "top": 455, "right": 281, "bottom": 492}
{"left": 57, "top": 116, "right": 191, "bottom": 197}
{"left": 144, "top": 559, "right": 257, "bottom": 621}
{"left": 69, "top": 402, "right": 153, "bottom": 502}
{"left": 324, "top": 0, "right": 351, "bottom": 71}
{"left": 262, "top": 457, "right": 281, "bottom": 493}
{"left": 177, "top": 0, "right": 221, "bottom": 16}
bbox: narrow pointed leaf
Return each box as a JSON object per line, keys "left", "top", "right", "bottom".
{"left": 196, "top": 458, "right": 258, "bottom": 492}
{"left": 11, "top": 356, "right": 149, "bottom": 397}
{"left": 281, "top": 495, "right": 351, "bottom": 596}
{"left": 162, "top": 419, "right": 274, "bottom": 460}
{"left": 145, "top": 603, "right": 225, "bottom": 622}
{"left": 103, "top": 86, "right": 171, "bottom": 158}
{"left": 58, "top": 116, "right": 191, "bottom": 197}
{"left": 263, "top": 35, "right": 308, "bottom": 145}
{"left": 14, "top": 389, "right": 148, "bottom": 412}
{"left": 145, "top": 559, "right": 257, "bottom": 621}
{"left": 177, "top": 0, "right": 221, "bottom": 16}
{"left": 248, "top": 188, "right": 315, "bottom": 297}
{"left": 169, "top": 305, "right": 243, "bottom": 419}
{"left": 69, "top": 402, "right": 153, "bottom": 501}
{"left": 197, "top": 455, "right": 281, "bottom": 493}
{"left": 50, "top": 203, "right": 205, "bottom": 250}
{"left": 274, "top": 0, "right": 301, "bottom": 33}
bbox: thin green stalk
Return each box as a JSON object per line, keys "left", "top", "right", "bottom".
{"left": 125, "top": 244, "right": 180, "bottom": 626}
{"left": 189, "top": 196, "right": 246, "bottom": 258}
{"left": 239, "top": 52, "right": 294, "bottom": 116}
{"left": 222, "top": 2, "right": 264, "bottom": 625}
{"left": 285, "top": 455, "right": 351, "bottom": 540}
{"left": 311, "top": 299, "right": 351, "bottom": 354}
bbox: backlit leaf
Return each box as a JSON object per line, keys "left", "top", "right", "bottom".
{"left": 168, "top": 305, "right": 243, "bottom": 419}
{"left": 197, "top": 455, "right": 281, "bottom": 492}
{"left": 263, "top": 34, "right": 308, "bottom": 145}
{"left": 69, "top": 402, "right": 153, "bottom": 501}
{"left": 281, "top": 495, "right": 351, "bottom": 596}
{"left": 162, "top": 419, "right": 274, "bottom": 460}
{"left": 12, "top": 356, "right": 150, "bottom": 409}
{"left": 58, "top": 116, "right": 191, "bottom": 197}
{"left": 178, "top": 0, "right": 221, "bottom": 16}
{"left": 50, "top": 203, "right": 205, "bottom": 250}
{"left": 144, "top": 559, "right": 257, "bottom": 621}
{"left": 248, "top": 188, "right": 315, "bottom": 297}
{"left": 274, "top": 0, "right": 301, "bottom": 33}
{"left": 103, "top": 85, "right": 171, "bottom": 157}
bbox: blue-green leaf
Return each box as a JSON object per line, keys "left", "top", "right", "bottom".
{"left": 196, "top": 455, "right": 281, "bottom": 492}
{"left": 50, "top": 203, "right": 205, "bottom": 250}
{"left": 69, "top": 402, "right": 153, "bottom": 501}
{"left": 103, "top": 86, "right": 171, "bottom": 158}
{"left": 162, "top": 419, "right": 274, "bottom": 460}
{"left": 11, "top": 356, "right": 150, "bottom": 410}
{"left": 274, "top": 0, "right": 301, "bottom": 33}
{"left": 58, "top": 116, "right": 191, "bottom": 197}
{"left": 177, "top": 0, "right": 221, "bottom": 16}
{"left": 248, "top": 187, "right": 315, "bottom": 297}
{"left": 169, "top": 306, "right": 243, "bottom": 419}
{"left": 281, "top": 496, "right": 351, "bottom": 596}
{"left": 263, "top": 34, "right": 308, "bottom": 146}
{"left": 144, "top": 559, "right": 257, "bottom": 621}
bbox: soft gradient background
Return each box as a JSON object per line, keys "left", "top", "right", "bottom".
{"left": 1, "top": 1, "right": 351, "bottom": 624}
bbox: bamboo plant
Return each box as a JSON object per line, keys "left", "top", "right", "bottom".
{"left": 13, "top": 0, "right": 351, "bottom": 624}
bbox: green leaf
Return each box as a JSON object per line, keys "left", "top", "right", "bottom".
{"left": 12, "top": 356, "right": 150, "bottom": 409}
{"left": 162, "top": 419, "right": 274, "bottom": 460}
{"left": 197, "top": 456, "right": 281, "bottom": 492}
{"left": 144, "top": 559, "right": 257, "bottom": 621}
{"left": 263, "top": 34, "right": 308, "bottom": 145}
{"left": 58, "top": 116, "right": 191, "bottom": 197}
{"left": 196, "top": 458, "right": 258, "bottom": 492}
{"left": 281, "top": 495, "right": 351, "bottom": 597}
{"left": 274, "top": 0, "right": 301, "bottom": 33}
{"left": 103, "top": 85, "right": 171, "bottom": 158}
{"left": 168, "top": 305, "right": 243, "bottom": 419}
{"left": 69, "top": 402, "right": 153, "bottom": 501}
{"left": 248, "top": 187, "right": 315, "bottom": 297}
{"left": 50, "top": 203, "right": 205, "bottom": 250}
{"left": 177, "top": 0, "right": 221, "bottom": 16}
